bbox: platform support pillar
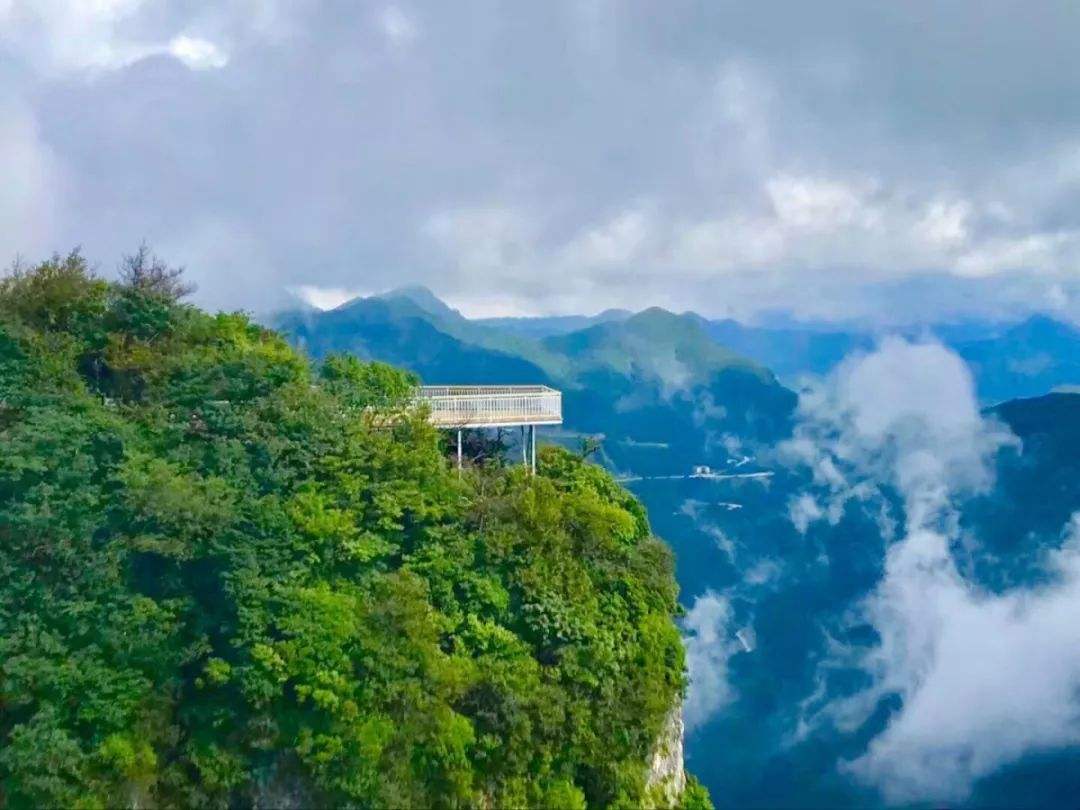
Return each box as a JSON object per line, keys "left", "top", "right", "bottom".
{"left": 530, "top": 425, "right": 536, "bottom": 474}
{"left": 457, "top": 429, "right": 462, "bottom": 471}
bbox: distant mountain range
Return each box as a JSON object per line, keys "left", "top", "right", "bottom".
{"left": 954, "top": 315, "right": 1080, "bottom": 403}
{"left": 273, "top": 287, "right": 798, "bottom": 475}
{"left": 275, "top": 286, "right": 1080, "bottom": 412}
{"left": 272, "top": 288, "right": 1080, "bottom": 482}
{"left": 965, "top": 391, "right": 1080, "bottom": 590}
{"left": 274, "top": 289, "right": 556, "bottom": 387}
{"left": 479, "top": 304, "right": 1080, "bottom": 403}
{"left": 477, "top": 309, "right": 632, "bottom": 339}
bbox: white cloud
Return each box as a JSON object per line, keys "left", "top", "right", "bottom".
{"left": 841, "top": 514, "right": 1080, "bottom": 804}
{"left": 560, "top": 204, "right": 657, "bottom": 267}
{"left": 916, "top": 199, "right": 971, "bottom": 249}
{"left": 288, "top": 285, "right": 366, "bottom": 311}
{"left": 835, "top": 339, "right": 981, "bottom": 439}
{"left": 423, "top": 206, "right": 535, "bottom": 274}
{"left": 421, "top": 162, "right": 1079, "bottom": 322}
{"left": 788, "top": 493, "right": 824, "bottom": 534}
{"left": 743, "top": 558, "right": 783, "bottom": 587}
{"left": 4, "top": 2, "right": 1080, "bottom": 322}
{"left": 683, "top": 592, "right": 741, "bottom": 730}
{"left": 0, "top": 0, "right": 230, "bottom": 74}
{"left": 168, "top": 35, "right": 229, "bottom": 71}
{"left": 783, "top": 338, "right": 1013, "bottom": 527}
{"left": 765, "top": 175, "right": 877, "bottom": 233}
{"left": 666, "top": 212, "right": 786, "bottom": 272}
{"left": 0, "top": 96, "right": 62, "bottom": 258}
{"left": 780, "top": 339, "right": 1080, "bottom": 803}
{"left": 0, "top": 0, "right": 141, "bottom": 73}
{"left": 955, "top": 232, "right": 1075, "bottom": 278}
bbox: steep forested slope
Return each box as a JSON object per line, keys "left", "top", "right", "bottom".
{"left": 0, "top": 253, "right": 709, "bottom": 809}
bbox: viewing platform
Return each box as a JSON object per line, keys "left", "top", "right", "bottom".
{"left": 416, "top": 385, "right": 562, "bottom": 428}
{"left": 415, "top": 385, "right": 562, "bottom": 471}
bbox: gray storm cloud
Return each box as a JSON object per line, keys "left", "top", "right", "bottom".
{"left": 0, "top": 1, "right": 1078, "bottom": 322}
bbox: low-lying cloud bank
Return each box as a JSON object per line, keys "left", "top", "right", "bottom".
{"left": 842, "top": 512, "right": 1080, "bottom": 804}
{"left": 682, "top": 592, "right": 739, "bottom": 731}
{"left": 685, "top": 337, "right": 1080, "bottom": 803}
{"left": 794, "top": 338, "right": 1080, "bottom": 804}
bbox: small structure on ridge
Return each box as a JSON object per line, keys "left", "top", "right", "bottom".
{"left": 416, "top": 385, "right": 562, "bottom": 473}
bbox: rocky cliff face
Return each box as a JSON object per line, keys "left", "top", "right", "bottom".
{"left": 645, "top": 702, "right": 687, "bottom": 807}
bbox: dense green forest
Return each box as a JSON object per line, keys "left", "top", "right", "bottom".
{"left": 0, "top": 252, "right": 710, "bottom": 808}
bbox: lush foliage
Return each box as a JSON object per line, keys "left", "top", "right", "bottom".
{"left": 0, "top": 253, "right": 698, "bottom": 808}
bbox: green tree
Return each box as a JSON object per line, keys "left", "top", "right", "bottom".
{"left": 0, "top": 252, "right": 706, "bottom": 809}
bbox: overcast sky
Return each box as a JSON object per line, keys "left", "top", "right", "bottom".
{"left": 2, "top": 1, "right": 1079, "bottom": 323}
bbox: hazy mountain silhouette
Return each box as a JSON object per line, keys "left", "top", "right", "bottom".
{"left": 955, "top": 315, "right": 1080, "bottom": 404}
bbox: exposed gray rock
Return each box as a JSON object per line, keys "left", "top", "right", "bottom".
{"left": 645, "top": 701, "right": 687, "bottom": 807}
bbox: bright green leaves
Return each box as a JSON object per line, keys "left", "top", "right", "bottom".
{"left": 198, "top": 657, "right": 232, "bottom": 688}
{"left": 274, "top": 583, "right": 363, "bottom": 705}
{"left": 286, "top": 486, "right": 393, "bottom": 566}
{"left": 0, "top": 250, "right": 108, "bottom": 336}
{"left": 542, "top": 778, "right": 589, "bottom": 810}
{"left": 96, "top": 733, "right": 158, "bottom": 796}
{"left": 320, "top": 353, "right": 418, "bottom": 408}
{"left": 0, "top": 255, "right": 697, "bottom": 808}
{"left": 239, "top": 643, "right": 288, "bottom": 708}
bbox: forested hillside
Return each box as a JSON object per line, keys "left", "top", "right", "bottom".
{"left": 0, "top": 253, "right": 709, "bottom": 809}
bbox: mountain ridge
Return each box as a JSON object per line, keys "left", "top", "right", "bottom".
{"left": 272, "top": 291, "right": 798, "bottom": 480}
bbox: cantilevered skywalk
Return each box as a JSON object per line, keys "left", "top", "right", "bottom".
{"left": 415, "top": 385, "right": 562, "bottom": 471}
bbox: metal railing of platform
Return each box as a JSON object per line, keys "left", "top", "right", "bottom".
{"left": 416, "top": 385, "right": 562, "bottom": 428}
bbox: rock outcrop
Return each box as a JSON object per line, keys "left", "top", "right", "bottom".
{"left": 645, "top": 702, "right": 687, "bottom": 807}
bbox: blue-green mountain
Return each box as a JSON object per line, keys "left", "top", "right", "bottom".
{"left": 478, "top": 306, "right": 1080, "bottom": 402}
{"left": 274, "top": 290, "right": 798, "bottom": 476}
{"left": 275, "top": 290, "right": 556, "bottom": 386}
{"left": 477, "top": 308, "right": 632, "bottom": 339}
{"left": 954, "top": 315, "right": 1080, "bottom": 404}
